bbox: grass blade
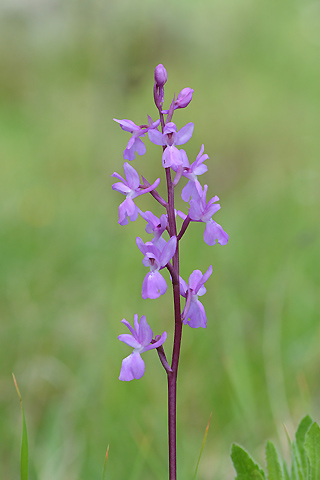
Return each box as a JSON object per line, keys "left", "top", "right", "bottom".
{"left": 101, "top": 445, "right": 109, "bottom": 480}
{"left": 193, "top": 412, "right": 212, "bottom": 480}
{"left": 12, "top": 373, "right": 28, "bottom": 480}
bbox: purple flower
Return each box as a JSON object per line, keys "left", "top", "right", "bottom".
{"left": 189, "top": 185, "right": 229, "bottom": 246}
{"left": 180, "top": 266, "right": 213, "bottom": 328}
{"left": 154, "top": 64, "right": 167, "bottom": 87}
{"left": 162, "top": 88, "right": 194, "bottom": 113}
{"left": 148, "top": 121, "right": 194, "bottom": 168}
{"left": 172, "top": 145, "right": 208, "bottom": 202}
{"left": 140, "top": 210, "right": 168, "bottom": 251}
{"left": 136, "top": 236, "right": 177, "bottom": 299}
{"left": 114, "top": 116, "right": 160, "bottom": 161}
{"left": 118, "top": 314, "right": 167, "bottom": 381}
{"left": 175, "top": 87, "right": 194, "bottom": 109}
{"left": 112, "top": 162, "right": 160, "bottom": 226}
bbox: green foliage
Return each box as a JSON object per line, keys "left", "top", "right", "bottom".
{"left": 231, "top": 417, "right": 320, "bottom": 480}
{"left": 295, "top": 416, "right": 313, "bottom": 479}
{"left": 304, "top": 423, "right": 320, "bottom": 480}
{"left": 266, "top": 441, "right": 284, "bottom": 480}
{"left": 231, "top": 444, "right": 265, "bottom": 480}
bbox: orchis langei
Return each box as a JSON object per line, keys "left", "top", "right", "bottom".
{"left": 112, "top": 64, "right": 229, "bottom": 480}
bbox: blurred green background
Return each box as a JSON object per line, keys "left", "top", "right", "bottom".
{"left": 1, "top": 0, "right": 319, "bottom": 478}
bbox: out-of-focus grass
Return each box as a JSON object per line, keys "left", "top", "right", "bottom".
{"left": 1, "top": 0, "right": 319, "bottom": 479}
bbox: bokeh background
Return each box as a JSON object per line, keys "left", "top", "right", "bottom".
{"left": 1, "top": 0, "right": 320, "bottom": 478}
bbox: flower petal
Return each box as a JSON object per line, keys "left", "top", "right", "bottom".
{"left": 121, "top": 318, "right": 136, "bottom": 336}
{"left": 203, "top": 221, "right": 229, "bottom": 246}
{"left": 119, "top": 352, "right": 145, "bottom": 381}
{"left": 123, "top": 162, "right": 140, "bottom": 190}
{"left": 181, "top": 181, "right": 199, "bottom": 203}
{"left": 162, "top": 146, "right": 182, "bottom": 168}
{"left": 111, "top": 171, "right": 126, "bottom": 183}
{"left": 160, "top": 236, "right": 177, "bottom": 267}
{"left": 135, "top": 137, "right": 147, "bottom": 156}
{"left": 118, "top": 197, "right": 138, "bottom": 225}
{"left": 118, "top": 334, "right": 141, "bottom": 349}
{"left": 138, "top": 315, "right": 153, "bottom": 346}
{"left": 188, "top": 270, "right": 203, "bottom": 291}
{"left": 133, "top": 313, "right": 139, "bottom": 334}
{"left": 112, "top": 182, "right": 131, "bottom": 195}
{"left": 183, "top": 300, "right": 207, "bottom": 328}
{"left": 179, "top": 276, "right": 188, "bottom": 297}
{"left": 123, "top": 146, "right": 136, "bottom": 161}
{"left": 136, "top": 236, "right": 147, "bottom": 254}
{"left": 148, "top": 128, "right": 164, "bottom": 145}
{"left": 142, "top": 271, "right": 167, "bottom": 299}
{"left": 129, "top": 207, "right": 139, "bottom": 222}
{"left": 189, "top": 198, "right": 203, "bottom": 221}
{"left": 175, "top": 122, "right": 194, "bottom": 145}
{"left": 180, "top": 149, "right": 190, "bottom": 168}
{"left": 193, "top": 163, "right": 208, "bottom": 175}
{"left": 113, "top": 118, "right": 139, "bottom": 132}
{"left": 194, "top": 265, "right": 213, "bottom": 295}
{"left": 200, "top": 265, "right": 213, "bottom": 288}
{"left": 201, "top": 202, "right": 221, "bottom": 222}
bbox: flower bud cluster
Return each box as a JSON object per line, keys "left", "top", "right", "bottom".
{"left": 112, "top": 64, "right": 229, "bottom": 381}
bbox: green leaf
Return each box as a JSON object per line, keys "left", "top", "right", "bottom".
{"left": 304, "top": 422, "right": 320, "bottom": 480}
{"left": 13, "top": 374, "right": 28, "bottom": 480}
{"left": 266, "top": 441, "right": 284, "bottom": 480}
{"left": 295, "top": 415, "right": 313, "bottom": 479}
{"left": 296, "top": 416, "right": 313, "bottom": 447}
{"left": 282, "top": 461, "right": 290, "bottom": 480}
{"left": 231, "top": 444, "right": 265, "bottom": 480}
{"left": 291, "top": 442, "right": 304, "bottom": 480}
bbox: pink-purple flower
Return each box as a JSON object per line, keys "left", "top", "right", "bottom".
{"left": 114, "top": 116, "right": 160, "bottom": 161}
{"left": 175, "top": 87, "right": 194, "bottom": 109}
{"left": 148, "top": 121, "right": 194, "bottom": 168}
{"left": 154, "top": 64, "right": 167, "bottom": 87}
{"left": 189, "top": 185, "right": 229, "bottom": 246}
{"left": 112, "top": 162, "right": 160, "bottom": 226}
{"left": 172, "top": 145, "right": 208, "bottom": 202}
{"left": 140, "top": 210, "right": 168, "bottom": 251}
{"left": 118, "top": 314, "right": 167, "bottom": 381}
{"left": 180, "top": 266, "right": 213, "bottom": 328}
{"left": 136, "top": 236, "right": 177, "bottom": 299}
{"left": 162, "top": 87, "right": 194, "bottom": 114}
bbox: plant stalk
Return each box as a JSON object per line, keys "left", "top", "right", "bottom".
{"left": 158, "top": 106, "right": 183, "bottom": 480}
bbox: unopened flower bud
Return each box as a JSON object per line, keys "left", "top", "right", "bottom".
{"left": 154, "top": 64, "right": 167, "bottom": 87}
{"left": 175, "top": 87, "right": 194, "bottom": 109}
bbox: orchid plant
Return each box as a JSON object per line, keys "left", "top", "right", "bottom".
{"left": 112, "top": 64, "right": 229, "bottom": 480}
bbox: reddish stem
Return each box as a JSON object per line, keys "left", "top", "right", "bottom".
{"left": 157, "top": 104, "right": 182, "bottom": 480}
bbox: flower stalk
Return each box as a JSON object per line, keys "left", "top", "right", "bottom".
{"left": 112, "top": 63, "right": 229, "bottom": 480}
